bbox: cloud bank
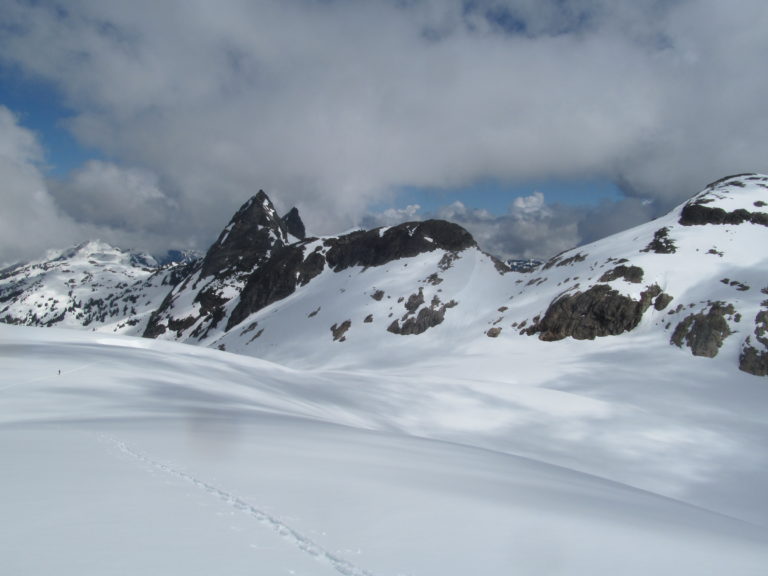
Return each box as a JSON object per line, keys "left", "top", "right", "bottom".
{"left": 1, "top": 0, "right": 767, "bottom": 262}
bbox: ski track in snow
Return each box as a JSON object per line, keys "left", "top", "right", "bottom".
{"left": 103, "top": 435, "right": 378, "bottom": 576}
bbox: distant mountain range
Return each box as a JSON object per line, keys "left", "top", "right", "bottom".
{"left": 3, "top": 174, "right": 767, "bottom": 376}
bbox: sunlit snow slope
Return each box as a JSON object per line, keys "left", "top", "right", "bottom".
{"left": 2, "top": 325, "right": 768, "bottom": 575}
{"left": 0, "top": 241, "right": 191, "bottom": 334}
{"left": 210, "top": 174, "right": 768, "bottom": 376}
{"left": 3, "top": 174, "right": 768, "bottom": 377}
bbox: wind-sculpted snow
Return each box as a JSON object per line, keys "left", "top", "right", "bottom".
{"left": 3, "top": 325, "right": 768, "bottom": 575}
{"left": 107, "top": 437, "right": 376, "bottom": 576}
{"left": 4, "top": 176, "right": 768, "bottom": 573}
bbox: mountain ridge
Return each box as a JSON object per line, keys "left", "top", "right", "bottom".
{"left": 2, "top": 174, "right": 767, "bottom": 376}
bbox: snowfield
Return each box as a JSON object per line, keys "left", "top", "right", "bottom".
{"left": 3, "top": 175, "right": 768, "bottom": 573}
{"left": 2, "top": 324, "right": 768, "bottom": 575}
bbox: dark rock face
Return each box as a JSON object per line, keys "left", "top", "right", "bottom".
{"left": 404, "top": 289, "right": 425, "bottom": 313}
{"left": 670, "top": 302, "right": 735, "bottom": 357}
{"left": 740, "top": 343, "right": 768, "bottom": 376}
{"left": 324, "top": 220, "right": 475, "bottom": 272}
{"left": 679, "top": 203, "right": 768, "bottom": 227}
{"left": 534, "top": 284, "right": 662, "bottom": 341}
{"left": 200, "top": 191, "right": 288, "bottom": 279}
{"left": 739, "top": 310, "right": 768, "bottom": 376}
{"left": 641, "top": 227, "right": 677, "bottom": 254}
{"left": 145, "top": 192, "right": 298, "bottom": 340}
{"left": 226, "top": 243, "right": 325, "bottom": 331}
{"left": 331, "top": 320, "right": 351, "bottom": 341}
{"left": 387, "top": 294, "right": 457, "bottom": 336}
{"left": 388, "top": 306, "right": 447, "bottom": 335}
{"left": 599, "top": 265, "right": 644, "bottom": 284}
{"left": 542, "top": 252, "right": 587, "bottom": 270}
{"left": 282, "top": 207, "right": 306, "bottom": 240}
{"left": 189, "top": 289, "right": 228, "bottom": 339}
{"left": 221, "top": 214, "right": 476, "bottom": 332}
{"left": 654, "top": 292, "right": 674, "bottom": 311}
{"left": 678, "top": 174, "right": 768, "bottom": 227}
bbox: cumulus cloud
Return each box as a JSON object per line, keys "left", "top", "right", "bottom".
{"left": 362, "top": 204, "right": 423, "bottom": 229}
{"left": 0, "top": 0, "right": 767, "bottom": 261}
{"left": 0, "top": 106, "right": 79, "bottom": 265}
{"left": 0, "top": 107, "right": 189, "bottom": 264}
{"left": 434, "top": 192, "right": 584, "bottom": 259}
{"left": 511, "top": 191, "right": 547, "bottom": 216}
{"left": 51, "top": 160, "right": 178, "bottom": 232}
{"left": 363, "top": 191, "right": 591, "bottom": 260}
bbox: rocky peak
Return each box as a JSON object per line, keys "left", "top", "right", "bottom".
{"left": 324, "top": 220, "right": 476, "bottom": 272}
{"left": 225, "top": 219, "right": 478, "bottom": 331}
{"left": 199, "top": 190, "right": 289, "bottom": 278}
{"left": 282, "top": 207, "right": 306, "bottom": 240}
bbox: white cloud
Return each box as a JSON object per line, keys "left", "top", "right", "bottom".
{"left": 511, "top": 191, "right": 547, "bottom": 216}
{"left": 0, "top": 0, "right": 767, "bottom": 260}
{"left": 0, "top": 106, "right": 79, "bottom": 265}
{"left": 51, "top": 160, "right": 177, "bottom": 232}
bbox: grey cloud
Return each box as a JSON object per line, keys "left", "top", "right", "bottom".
{"left": 433, "top": 195, "right": 585, "bottom": 260}
{"left": 0, "top": 0, "right": 767, "bottom": 261}
{"left": 0, "top": 106, "right": 79, "bottom": 265}
{"left": 363, "top": 192, "right": 585, "bottom": 260}
{"left": 577, "top": 197, "right": 657, "bottom": 246}
{"left": 0, "top": 107, "right": 189, "bottom": 265}
{"left": 362, "top": 188, "right": 669, "bottom": 261}
{"left": 50, "top": 160, "right": 178, "bottom": 232}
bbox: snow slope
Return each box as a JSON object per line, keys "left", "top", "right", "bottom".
{"left": 2, "top": 324, "right": 768, "bottom": 575}
{"left": 0, "top": 240, "right": 190, "bottom": 334}
{"left": 3, "top": 174, "right": 767, "bottom": 377}
{"left": 210, "top": 174, "right": 768, "bottom": 377}
{"left": 3, "top": 174, "right": 768, "bottom": 573}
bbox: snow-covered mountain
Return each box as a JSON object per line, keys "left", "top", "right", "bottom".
{"left": 0, "top": 240, "right": 195, "bottom": 334}
{"left": 2, "top": 174, "right": 767, "bottom": 376}
{"left": 3, "top": 174, "right": 768, "bottom": 574}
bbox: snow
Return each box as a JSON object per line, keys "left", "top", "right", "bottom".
{"left": 219, "top": 222, "right": 235, "bottom": 245}
{"left": 0, "top": 240, "right": 176, "bottom": 334}
{"left": 3, "top": 176, "right": 768, "bottom": 574}
{"left": 2, "top": 324, "right": 768, "bottom": 575}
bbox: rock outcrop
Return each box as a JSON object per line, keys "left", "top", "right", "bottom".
{"left": 324, "top": 220, "right": 475, "bottom": 273}
{"left": 533, "top": 284, "right": 664, "bottom": 341}
{"left": 598, "top": 265, "right": 644, "bottom": 284}
{"left": 670, "top": 302, "right": 735, "bottom": 358}
{"left": 679, "top": 174, "right": 768, "bottom": 227}
{"left": 739, "top": 309, "right": 768, "bottom": 375}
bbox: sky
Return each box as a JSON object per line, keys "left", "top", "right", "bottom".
{"left": 1, "top": 0, "right": 767, "bottom": 265}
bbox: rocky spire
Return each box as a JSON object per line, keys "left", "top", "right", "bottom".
{"left": 281, "top": 207, "right": 306, "bottom": 240}
{"left": 199, "top": 190, "right": 289, "bottom": 278}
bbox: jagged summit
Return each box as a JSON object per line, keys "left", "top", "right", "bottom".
{"left": 144, "top": 188, "right": 486, "bottom": 342}
{"left": 199, "top": 190, "right": 289, "bottom": 279}
{"left": 281, "top": 206, "right": 306, "bottom": 240}
{"left": 3, "top": 176, "right": 768, "bottom": 377}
